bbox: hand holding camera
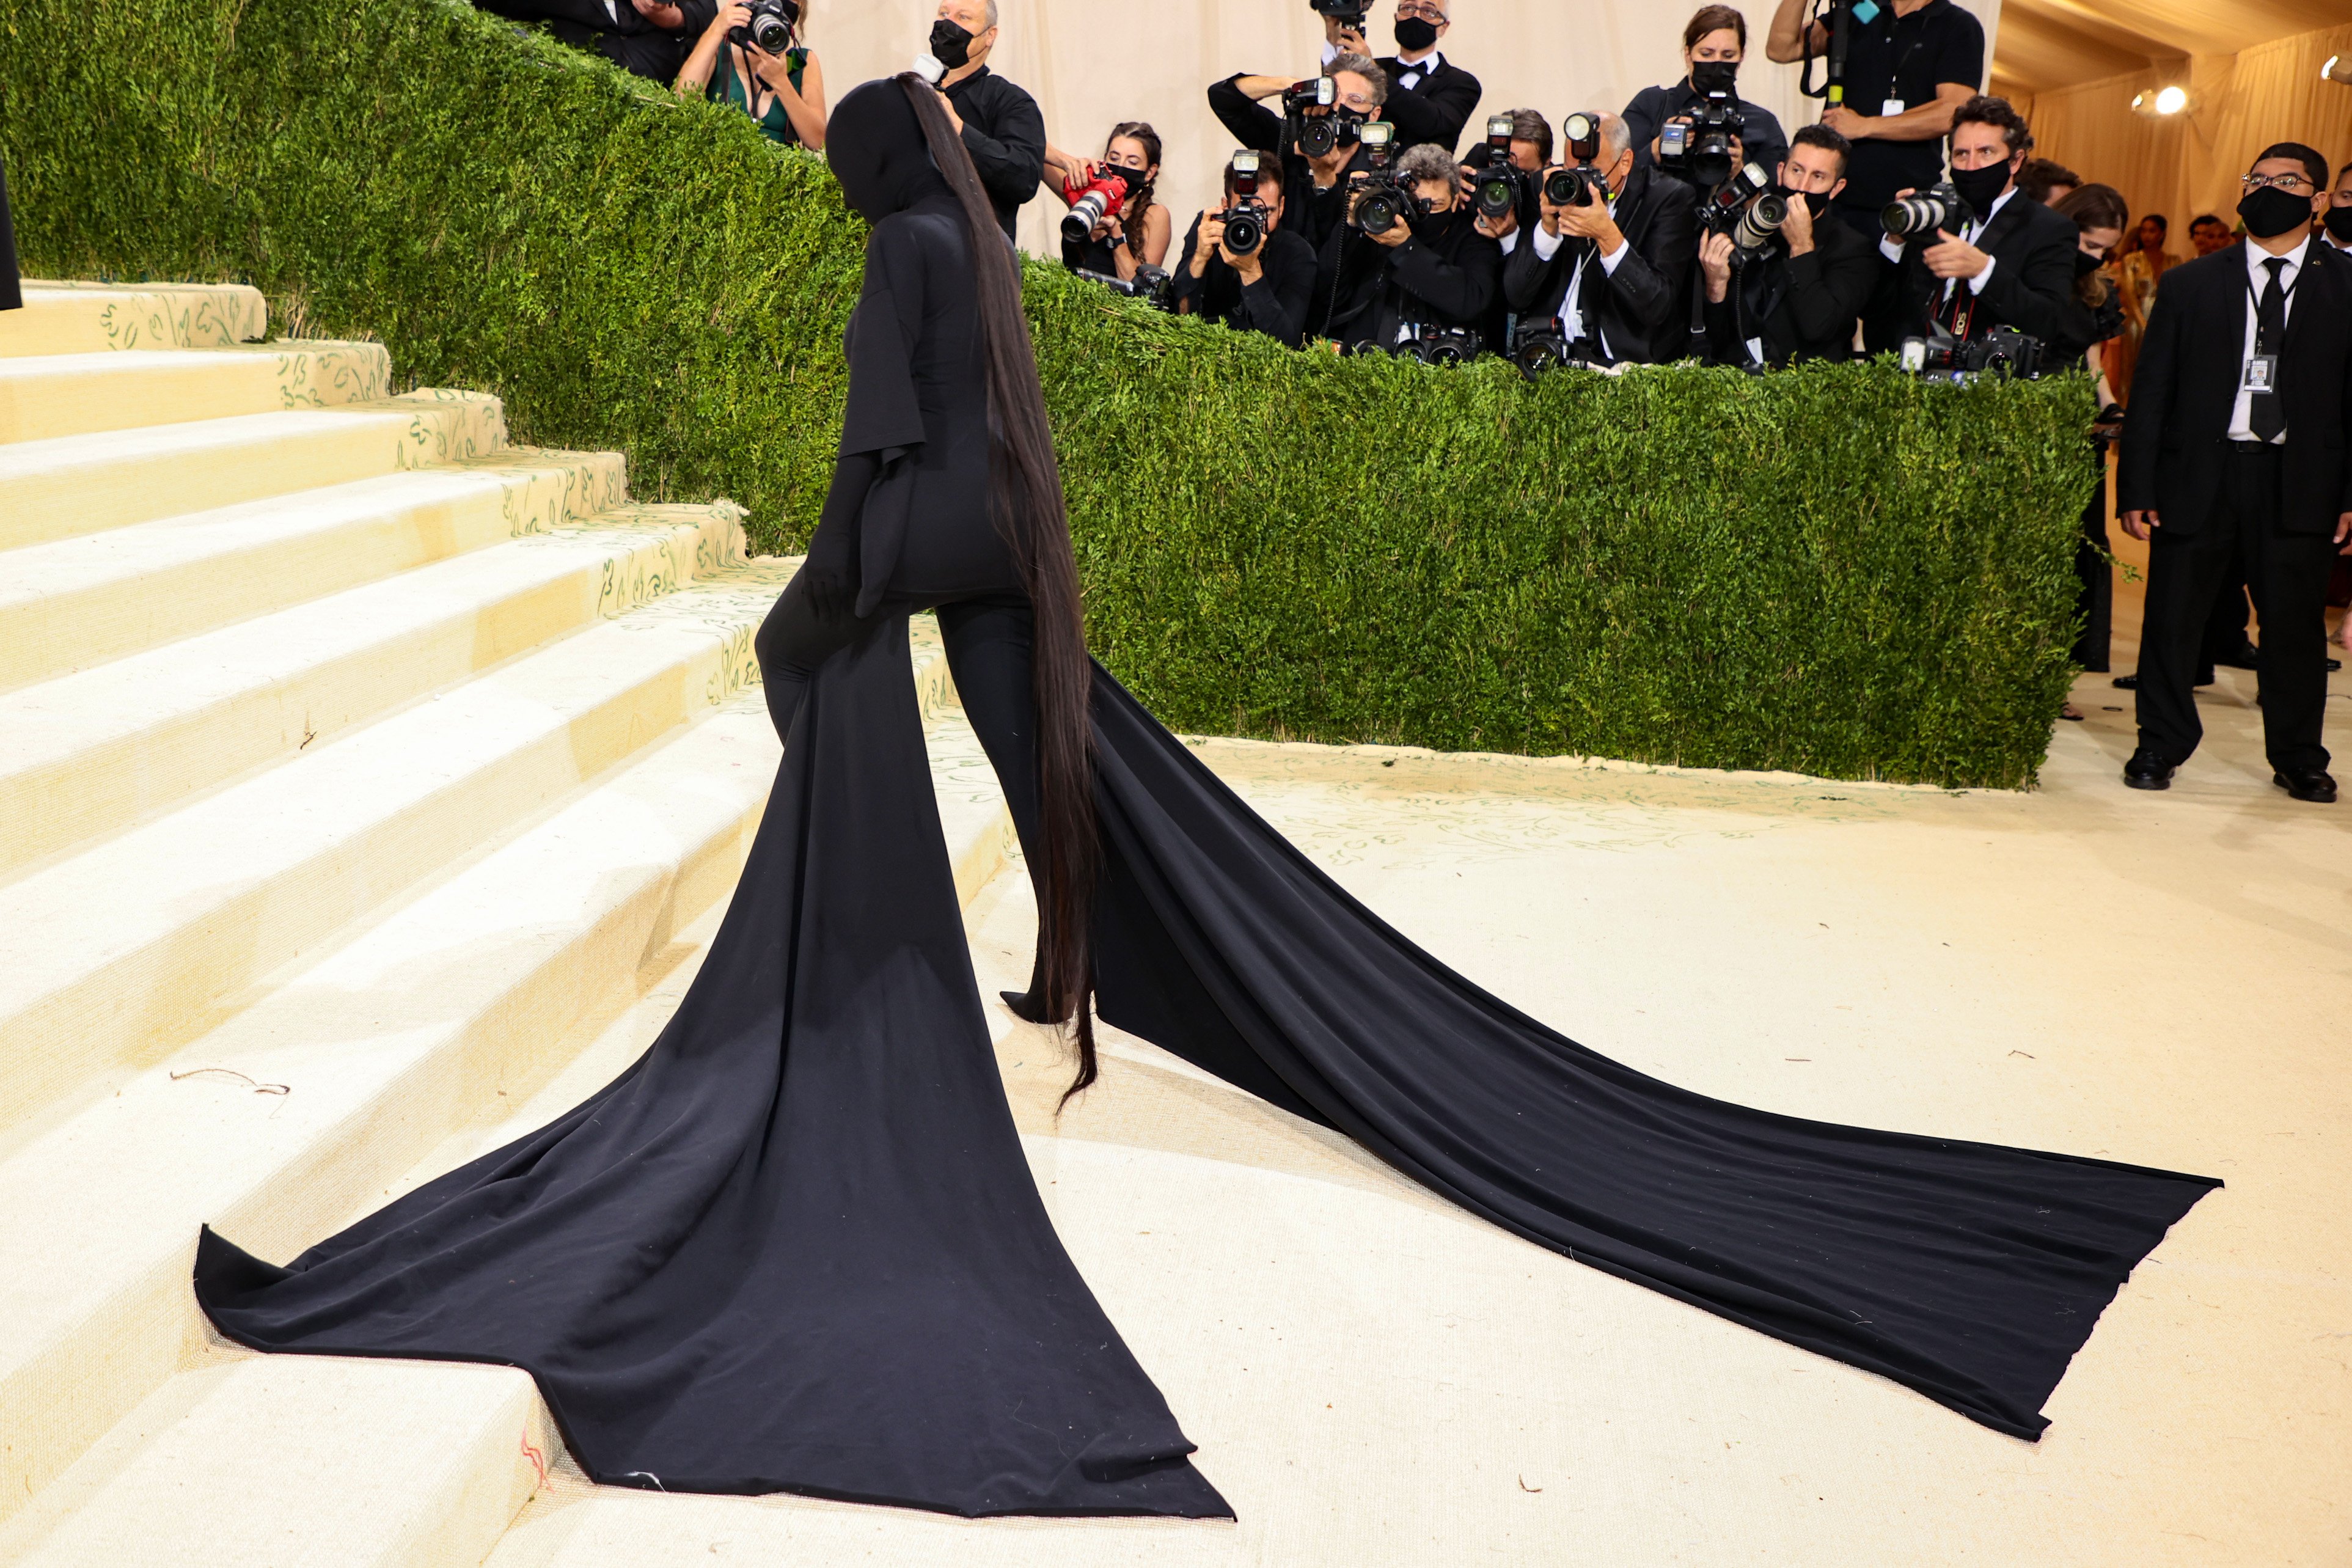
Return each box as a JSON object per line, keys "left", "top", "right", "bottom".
{"left": 631, "top": 0, "right": 686, "bottom": 28}
{"left": 1698, "top": 231, "right": 1735, "bottom": 303}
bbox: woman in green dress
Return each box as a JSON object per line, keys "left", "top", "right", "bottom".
{"left": 675, "top": 1, "right": 827, "bottom": 150}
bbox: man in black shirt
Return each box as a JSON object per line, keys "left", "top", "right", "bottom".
{"left": 1208, "top": 54, "right": 1390, "bottom": 258}
{"left": 1765, "top": 0, "right": 1984, "bottom": 242}
{"left": 1171, "top": 155, "right": 1319, "bottom": 347}
{"left": 929, "top": 0, "right": 1046, "bottom": 241}
{"left": 1699, "top": 123, "right": 1874, "bottom": 366}
{"left": 1321, "top": 0, "right": 1483, "bottom": 154}
{"left": 1320, "top": 142, "right": 1502, "bottom": 353}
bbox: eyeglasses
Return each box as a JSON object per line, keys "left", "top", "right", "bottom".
{"left": 2243, "top": 172, "right": 2315, "bottom": 192}
{"left": 1396, "top": 1, "right": 1448, "bottom": 18}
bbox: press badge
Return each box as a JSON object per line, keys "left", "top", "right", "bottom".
{"left": 1881, "top": 98, "right": 1905, "bottom": 118}
{"left": 2244, "top": 353, "right": 2279, "bottom": 393}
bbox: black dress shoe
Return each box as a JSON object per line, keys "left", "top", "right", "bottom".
{"left": 2123, "top": 748, "right": 2175, "bottom": 790}
{"left": 2330, "top": 658, "right": 2343, "bottom": 673}
{"left": 2111, "top": 674, "right": 2137, "bottom": 690}
{"left": 2213, "top": 639, "right": 2262, "bottom": 671}
{"left": 2273, "top": 768, "right": 2338, "bottom": 803}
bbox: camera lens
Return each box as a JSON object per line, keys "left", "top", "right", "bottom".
{"left": 1475, "top": 172, "right": 1517, "bottom": 220}
{"left": 1732, "top": 191, "right": 1787, "bottom": 250}
{"left": 1223, "top": 208, "right": 1265, "bottom": 256}
{"left": 1882, "top": 192, "right": 1953, "bottom": 238}
{"left": 1543, "top": 169, "right": 1591, "bottom": 207}
{"left": 1358, "top": 191, "right": 1402, "bottom": 235}
{"left": 1297, "top": 117, "right": 1339, "bottom": 161}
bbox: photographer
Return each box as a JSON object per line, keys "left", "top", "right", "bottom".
{"left": 1171, "top": 154, "right": 1319, "bottom": 346}
{"left": 1699, "top": 123, "right": 1874, "bottom": 367}
{"left": 1209, "top": 55, "right": 1390, "bottom": 256}
{"left": 675, "top": 1, "right": 826, "bottom": 148}
{"left": 1878, "top": 97, "right": 2077, "bottom": 353}
{"left": 1319, "top": 1, "right": 1483, "bottom": 155}
{"left": 1765, "top": 0, "right": 1984, "bottom": 246}
{"left": 475, "top": 0, "right": 714, "bottom": 83}
{"left": 2045, "top": 183, "right": 2130, "bottom": 692}
{"left": 1625, "top": 7, "right": 1787, "bottom": 182}
{"left": 1046, "top": 124, "right": 1171, "bottom": 282}
{"left": 1457, "top": 108, "right": 1550, "bottom": 247}
{"left": 927, "top": 0, "right": 1047, "bottom": 240}
{"left": 1321, "top": 142, "right": 1502, "bottom": 354}
{"left": 1503, "top": 112, "right": 1695, "bottom": 365}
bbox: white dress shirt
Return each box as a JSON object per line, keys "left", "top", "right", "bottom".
{"left": 1880, "top": 184, "right": 2015, "bottom": 301}
{"left": 1393, "top": 49, "right": 1442, "bottom": 91}
{"left": 1528, "top": 202, "right": 1629, "bottom": 356}
{"left": 2227, "top": 233, "right": 2310, "bottom": 444}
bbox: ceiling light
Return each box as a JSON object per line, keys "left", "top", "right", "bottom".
{"left": 2131, "top": 84, "right": 2193, "bottom": 116}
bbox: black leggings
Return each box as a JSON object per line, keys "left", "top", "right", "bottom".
{"left": 753, "top": 576, "right": 1048, "bottom": 867}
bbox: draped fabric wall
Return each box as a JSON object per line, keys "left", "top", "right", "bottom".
{"left": 2018, "top": 24, "right": 2352, "bottom": 252}
{"left": 805, "top": 0, "right": 1998, "bottom": 257}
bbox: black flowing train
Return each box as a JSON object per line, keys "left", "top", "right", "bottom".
{"left": 194, "top": 78, "right": 2218, "bottom": 1519}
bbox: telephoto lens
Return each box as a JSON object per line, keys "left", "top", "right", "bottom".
{"left": 1061, "top": 170, "right": 1131, "bottom": 245}
{"left": 1883, "top": 184, "right": 1970, "bottom": 239}
{"left": 1731, "top": 191, "right": 1788, "bottom": 251}
{"left": 732, "top": 0, "right": 797, "bottom": 53}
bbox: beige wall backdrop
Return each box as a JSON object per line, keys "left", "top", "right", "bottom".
{"left": 2017, "top": 23, "right": 2352, "bottom": 249}
{"left": 802, "top": 0, "right": 2000, "bottom": 257}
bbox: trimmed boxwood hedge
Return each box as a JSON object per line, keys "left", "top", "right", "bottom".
{"left": 0, "top": 0, "right": 2094, "bottom": 785}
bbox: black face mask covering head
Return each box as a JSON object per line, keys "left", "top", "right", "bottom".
{"left": 1394, "top": 15, "right": 1440, "bottom": 52}
{"left": 2326, "top": 204, "right": 2352, "bottom": 243}
{"left": 928, "top": 17, "right": 975, "bottom": 70}
{"left": 2073, "top": 246, "right": 2105, "bottom": 278}
{"left": 826, "top": 78, "right": 956, "bottom": 227}
{"left": 2239, "top": 183, "right": 2314, "bottom": 240}
{"left": 1949, "top": 159, "right": 2011, "bottom": 216}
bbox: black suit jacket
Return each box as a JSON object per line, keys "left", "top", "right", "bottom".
{"left": 1704, "top": 214, "right": 1875, "bottom": 367}
{"left": 2119, "top": 241, "right": 2352, "bottom": 538}
{"left": 1206, "top": 76, "right": 1374, "bottom": 257}
{"left": 1502, "top": 164, "right": 1695, "bottom": 365}
{"left": 1376, "top": 56, "right": 1482, "bottom": 155}
{"left": 1319, "top": 205, "right": 1502, "bottom": 351}
{"left": 1888, "top": 189, "right": 2077, "bottom": 346}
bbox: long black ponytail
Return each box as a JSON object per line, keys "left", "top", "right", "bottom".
{"left": 897, "top": 75, "right": 1102, "bottom": 1107}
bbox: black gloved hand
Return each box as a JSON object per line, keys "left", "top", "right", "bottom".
{"left": 799, "top": 515, "right": 857, "bottom": 623}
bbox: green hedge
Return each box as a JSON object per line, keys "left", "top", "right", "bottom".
{"left": 0, "top": 0, "right": 2094, "bottom": 785}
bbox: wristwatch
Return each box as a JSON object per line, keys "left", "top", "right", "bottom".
{"left": 1107, "top": 233, "right": 1127, "bottom": 249}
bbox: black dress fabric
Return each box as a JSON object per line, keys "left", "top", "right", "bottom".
{"left": 0, "top": 153, "right": 21, "bottom": 313}
{"left": 196, "top": 75, "right": 2219, "bottom": 1519}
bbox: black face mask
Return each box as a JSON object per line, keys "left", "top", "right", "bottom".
{"left": 1394, "top": 16, "right": 1440, "bottom": 52}
{"left": 1779, "top": 186, "right": 1833, "bottom": 219}
{"left": 2238, "top": 185, "right": 2313, "bottom": 240}
{"left": 2326, "top": 205, "right": 2352, "bottom": 242}
{"left": 928, "top": 18, "right": 975, "bottom": 69}
{"left": 2073, "top": 247, "right": 2105, "bottom": 277}
{"left": 1948, "top": 161, "right": 2011, "bottom": 216}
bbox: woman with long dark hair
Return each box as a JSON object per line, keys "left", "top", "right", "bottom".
{"left": 197, "top": 77, "right": 2219, "bottom": 1522}
{"left": 2051, "top": 183, "right": 2130, "bottom": 699}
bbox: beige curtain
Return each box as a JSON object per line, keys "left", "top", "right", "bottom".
{"left": 2021, "top": 23, "right": 2352, "bottom": 249}
{"left": 805, "top": 0, "right": 1999, "bottom": 258}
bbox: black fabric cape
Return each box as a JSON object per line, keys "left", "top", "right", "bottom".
{"left": 0, "top": 153, "right": 21, "bottom": 313}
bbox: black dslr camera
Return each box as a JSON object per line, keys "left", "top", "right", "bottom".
{"left": 1542, "top": 112, "right": 1608, "bottom": 208}
{"left": 1465, "top": 115, "right": 1528, "bottom": 223}
{"left": 1309, "top": 0, "right": 1369, "bottom": 28}
{"left": 729, "top": 0, "right": 798, "bottom": 54}
{"left": 1072, "top": 265, "right": 1174, "bottom": 312}
{"left": 1222, "top": 150, "right": 1270, "bottom": 258}
{"left": 1883, "top": 183, "right": 1974, "bottom": 240}
{"left": 1658, "top": 60, "right": 1742, "bottom": 189}
{"left": 1509, "top": 325, "right": 1598, "bottom": 378}
{"left": 1345, "top": 122, "right": 1409, "bottom": 235}
{"left": 1901, "top": 321, "right": 2045, "bottom": 381}
{"left": 1398, "top": 323, "right": 1484, "bottom": 366}
{"left": 1697, "top": 162, "right": 1788, "bottom": 255}
{"left": 1282, "top": 76, "right": 1362, "bottom": 161}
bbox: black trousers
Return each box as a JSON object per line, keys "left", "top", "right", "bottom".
{"left": 755, "top": 576, "right": 1046, "bottom": 863}
{"left": 2073, "top": 462, "right": 2112, "bottom": 673}
{"left": 2134, "top": 447, "right": 2336, "bottom": 771}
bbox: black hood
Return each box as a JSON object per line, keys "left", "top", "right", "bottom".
{"left": 827, "top": 78, "right": 956, "bottom": 226}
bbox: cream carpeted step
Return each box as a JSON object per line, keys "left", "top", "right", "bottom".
{"left": 0, "top": 449, "right": 628, "bottom": 695}
{"left": 0, "top": 340, "right": 394, "bottom": 444}
{"left": 0, "top": 628, "right": 1008, "bottom": 1557}
{"left": 0, "top": 389, "right": 509, "bottom": 553}
{"left": 0, "top": 282, "right": 269, "bottom": 358}
{"left": 0, "top": 503, "right": 741, "bottom": 881}
{"left": 0, "top": 556, "right": 788, "bottom": 1137}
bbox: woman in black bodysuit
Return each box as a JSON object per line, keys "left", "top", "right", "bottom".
{"left": 197, "top": 76, "right": 2221, "bottom": 1523}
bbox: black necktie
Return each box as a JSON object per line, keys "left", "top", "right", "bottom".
{"left": 2252, "top": 256, "right": 2287, "bottom": 442}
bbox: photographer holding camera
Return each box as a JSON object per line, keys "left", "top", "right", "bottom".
{"left": 1320, "top": 141, "right": 1502, "bottom": 356}
{"left": 1878, "top": 97, "right": 2077, "bottom": 356}
{"left": 1317, "top": 1, "right": 1483, "bottom": 155}
{"left": 1698, "top": 123, "right": 1874, "bottom": 367}
{"left": 1625, "top": 7, "right": 1787, "bottom": 183}
{"left": 1765, "top": 0, "right": 1984, "bottom": 248}
{"left": 925, "top": 0, "right": 1047, "bottom": 241}
{"left": 475, "top": 0, "right": 715, "bottom": 83}
{"left": 1458, "top": 109, "right": 1550, "bottom": 247}
{"left": 1171, "top": 152, "right": 1319, "bottom": 346}
{"left": 675, "top": 0, "right": 826, "bottom": 148}
{"left": 1503, "top": 112, "right": 1694, "bottom": 366}
{"left": 1047, "top": 125, "right": 1171, "bottom": 282}
{"left": 1209, "top": 55, "right": 1391, "bottom": 258}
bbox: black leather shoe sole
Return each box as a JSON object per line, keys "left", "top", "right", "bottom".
{"left": 2273, "top": 772, "right": 2339, "bottom": 804}
{"left": 2123, "top": 768, "right": 2172, "bottom": 791}
{"left": 2111, "top": 675, "right": 2137, "bottom": 690}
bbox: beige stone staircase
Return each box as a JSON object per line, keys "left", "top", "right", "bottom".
{"left": 0, "top": 283, "right": 1016, "bottom": 1566}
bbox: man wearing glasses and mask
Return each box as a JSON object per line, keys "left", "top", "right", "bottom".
{"left": 2119, "top": 144, "right": 2352, "bottom": 804}
{"left": 1321, "top": 1, "right": 1483, "bottom": 155}
{"left": 1210, "top": 56, "right": 1393, "bottom": 260}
